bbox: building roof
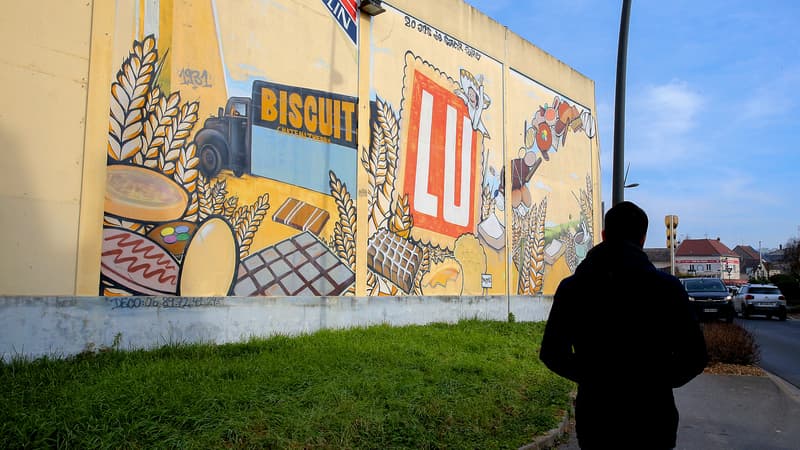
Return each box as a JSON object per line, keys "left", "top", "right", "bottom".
{"left": 676, "top": 238, "right": 737, "bottom": 257}
{"left": 644, "top": 248, "right": 670, "bottom": 263}
{"left": 732, "top": 245, "right": 760, "bottom": 260}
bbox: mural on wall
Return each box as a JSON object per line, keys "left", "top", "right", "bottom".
{"left": 96, "top": 0, "right": 598, "bottom": 298}
{"left": 507, "top": 70, "right": 598, "bottom": 295}
{"left": 367, "top": 4, "right": 503, "bottom": 297}
{"left": 100, "top": 0, "right": 359, "bottom": 297}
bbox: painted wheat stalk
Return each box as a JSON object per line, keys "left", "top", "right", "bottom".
{"left": 411, "top": 241, "right": 454, "bottom": 294}
{"left": 329, "top": 171, "right": 357, "bottom": 271}
{"left": 516, "top": 208, "right": 534, "bottom": 295}
{"left": 564, "top": 231, "right": 578, "bottom": 273}
{"left": 511, "top": 207, "right": 524, "bottom": 268}
{"left": 530, "top": 198, "right": 547, "bottom": 293}
{"left": 236, "top": 193, "right": 270, "bottom": 259}
{"left": 108, "top": 35, "right": 158, "bottom": 161}
{"left": 581, "top": 174, "right": 594, "bottom": 239}
{"left": 137, "top": 90, "right": 179, "bottom": 166}
{"left": 103, "top": 215, "right": 143, "bottom": 233}
{"left": 157, "top": 101, "right": 198, "bottom": 176}
{"left": 366, "top": 271, "right": 378, "bottom": 296}
{"left": 176, "top": 143, "right": 200, "bottom": 221}
{"left": 362, "top": 97, "right": 399, "bottom": 236}
{"left": 389, "top": 193, "right": 413, "bottom": 238}
{"left": 480, "top": 184, "right": 495, "bottom": 221}
{"left": 196, "top": 176, "right": 228, "bottom": 221}
{"left": 134, "top": 87, "right": 164, "bottom": 168}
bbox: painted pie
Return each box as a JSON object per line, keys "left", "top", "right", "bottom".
{"left": 105, "top": 164, "right": 188, "bottom": 222}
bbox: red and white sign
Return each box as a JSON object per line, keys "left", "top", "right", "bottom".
{"left": 322, "top": 0, "right": 358, "bottom": 45}
{"left": 402, "top": 69, "right": 479, "bottom": 239}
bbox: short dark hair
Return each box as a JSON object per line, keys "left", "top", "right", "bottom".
{"left": 604, "top": 201, "right": 648, "bottom": 245}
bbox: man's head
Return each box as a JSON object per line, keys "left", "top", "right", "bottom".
{"left": 602, "top": 201, "right": 648, "bottom": 247}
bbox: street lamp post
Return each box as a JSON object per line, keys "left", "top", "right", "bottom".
{"left": 612, "top": 0, "right": 633, "bottom": 206}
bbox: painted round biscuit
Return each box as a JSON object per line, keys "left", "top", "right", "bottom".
{"left": 105, "top": 164, "right": 188, "bottom": 222}
{"left": 148, "top": 221, "right": 197, "bottom": 258}
{"left": 179, "top": 217, "right": 238, "bottom": 296}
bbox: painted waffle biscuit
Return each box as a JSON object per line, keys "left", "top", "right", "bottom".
{"left": 272, "top": 197, "right": 330, "bottom": 235}
{"left": 366, "top": 229, "right": 422, "bottom": 293}
{"left": 234, "top": 231, "right": 354, "bottom": 296}
{"left": 101, "top": 228, "right": 179, "bottom": 295}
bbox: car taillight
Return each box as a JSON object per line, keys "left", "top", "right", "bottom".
{"left": 745, "top": 295, "right": 754, "bottom": 300}
{"left": 779, "top": 295, "right": 785, "bottom": 300}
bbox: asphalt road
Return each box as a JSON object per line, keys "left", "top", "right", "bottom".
{"left": 737, "top": 316, "right": 800, "bottom": 388}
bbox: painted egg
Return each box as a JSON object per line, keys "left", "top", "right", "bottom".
{"left": 101, "top": 228, "right": 179, "bottom": 295}
{"left": 179, "top": 217, "right": 238, "bottom": 296}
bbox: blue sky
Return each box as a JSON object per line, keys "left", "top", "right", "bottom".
{"left": 464, "top": 0, "right": 800, "bottom": 250}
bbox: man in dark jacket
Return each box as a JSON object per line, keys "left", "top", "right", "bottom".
{"left": 540, "top": 201, "right": 707, "bottom": 449}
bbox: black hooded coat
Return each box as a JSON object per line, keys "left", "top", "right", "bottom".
{"left": 540, "top": 240, "right": 707, "bottom": 449}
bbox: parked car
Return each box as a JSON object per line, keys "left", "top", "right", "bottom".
{"left": 733, "top": 284, "right": 787, "bottom": 321}
{"left": 680, "top": 277, "right": 735, "bottom": 323}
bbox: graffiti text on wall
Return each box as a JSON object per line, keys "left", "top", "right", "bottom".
{"left": 178, "top": 67, "right": 212, "bottom": 89}
{"left": 403, "top": 15, "right": 482, "bottom": 61}
{"left": 109, "top": 297, "right": 223, "bottom": 309}
{"left": 252, "top": 80, "right": 358, "bottom": 149}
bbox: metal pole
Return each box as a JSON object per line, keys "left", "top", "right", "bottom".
{"left": 670, "top": 216, "right": 675, "bottom": 276}
{"left": 612, "top": 0, "right": 632, "bottom": 206}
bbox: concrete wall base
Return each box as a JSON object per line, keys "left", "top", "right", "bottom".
{"left": 0, "top": 295, "right": 552, "bottom": 361}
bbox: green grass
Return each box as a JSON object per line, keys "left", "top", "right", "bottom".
{"left": 0, "top": 320, "right": 572, "bottom": 449}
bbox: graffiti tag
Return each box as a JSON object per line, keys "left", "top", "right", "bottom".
{"left": 403, "top": 15, "right": 482, "bottom": 61}
{"left": 109, "top": 297, "right": 223, "bottom": 309}
{"left": 178, "top": 67, "right": 212, "bottom": 88}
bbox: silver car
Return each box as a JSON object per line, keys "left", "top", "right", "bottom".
{"left": 734, "top": 284, "right": 787, "bottom": 321}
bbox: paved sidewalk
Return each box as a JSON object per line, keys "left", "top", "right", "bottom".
{"left": 554, "top": 373, "right": 800, "bottom": 449}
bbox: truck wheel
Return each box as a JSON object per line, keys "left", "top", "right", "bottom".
{"left": 197, "top": 133, "right": 228, "bottom": 178}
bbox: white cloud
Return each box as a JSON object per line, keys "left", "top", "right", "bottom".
{"left": 626, "top": 80, "right": 706, "bottom": 169}
{"left": 739, "top": 66, "right": 800, "bottom": 124}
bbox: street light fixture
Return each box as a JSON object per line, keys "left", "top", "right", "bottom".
{"left": 623, "top": 163, "right": 638, "bottom": 189}
{"left": 359, "top": 0, "right": 386, "bottom": 16}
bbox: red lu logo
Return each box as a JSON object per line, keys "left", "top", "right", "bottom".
{"left": 403, "top": 70, "right": 479, "bottom": 238}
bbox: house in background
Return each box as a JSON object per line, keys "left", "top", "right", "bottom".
{"left": 732, "top": 245, "right": 761, "bottom": 277}
{"left": 644, "top": 248, "right": 671, "bottom": 272}
{"left": 676, "top": 238, "right": 741, "bottom": 282}
{"left": 763, "top": 247, "right": 789, "bottom": 277}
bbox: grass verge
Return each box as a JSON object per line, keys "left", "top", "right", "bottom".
{"left": 0, "top": 320, "right": 572, "bottom": 449}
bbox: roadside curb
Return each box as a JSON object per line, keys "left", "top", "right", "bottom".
{"left": 518, "top": 393, "right": 575, "bottom": 450}
{"left": 764, "top": 370, "right": 800, "bottom": 405}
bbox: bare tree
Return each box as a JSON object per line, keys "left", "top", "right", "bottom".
{"left": 785, "top": 238, "right": 800, "bottom": 278}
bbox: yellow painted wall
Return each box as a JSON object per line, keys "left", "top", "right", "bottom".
{"left": 0, "top": 1, "right": 93, "bottom": 295}
{"left": 1, "top": 0, "right": 600, "bottom": 296}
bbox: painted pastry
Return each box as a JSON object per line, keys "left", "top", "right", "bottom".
{"left": 147, "top": 221, "right": 197, "bottom": 259}
{"left": 101, "top": 227, "right": 179, "bottom": 295}
{"left": 104, "top": 164, "right": 188, "bottom": 222}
